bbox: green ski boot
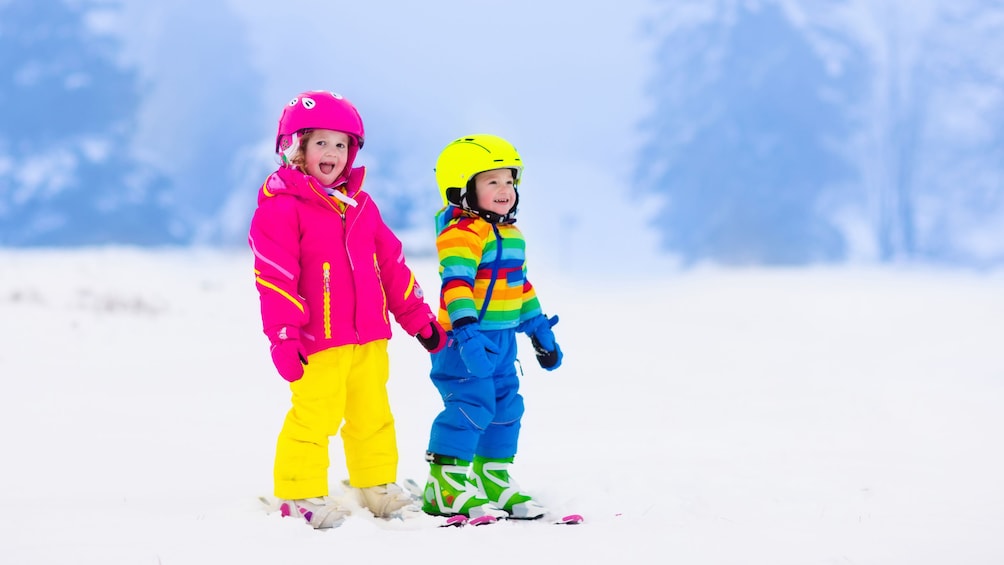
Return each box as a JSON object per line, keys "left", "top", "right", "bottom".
{"left": 421, "top": 453, "right": 507, "bottom": 520}
{"left": 472, "top": 455, "right": 547, "bottom": 519}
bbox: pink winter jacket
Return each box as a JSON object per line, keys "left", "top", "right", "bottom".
{"left": 248, "top": 166, "right": 435, "bottom": 355}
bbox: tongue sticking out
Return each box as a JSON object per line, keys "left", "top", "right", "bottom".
{"left": 320, "top": 163, "right": 335, "bottom": 175}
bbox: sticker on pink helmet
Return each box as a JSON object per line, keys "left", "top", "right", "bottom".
{"left": 274, "top": 91, "right": 365, "bottom": 170}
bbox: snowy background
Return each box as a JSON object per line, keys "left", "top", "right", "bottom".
{"left": 2, "top": 0, "right": 1003, "bottom": 266}
{"left": 1, "top": 248, "right": 1003, "bottom": 564}
{"left": 3, "top": 1, "right": 1004, "bottom": 562}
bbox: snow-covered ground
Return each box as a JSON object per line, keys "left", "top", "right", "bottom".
{"left": 1, "top": 248, "right": 1002, "bottom": 564}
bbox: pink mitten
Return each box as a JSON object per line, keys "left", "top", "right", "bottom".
{"left": 268, "top": 326, "right": 308, "bottom": 382}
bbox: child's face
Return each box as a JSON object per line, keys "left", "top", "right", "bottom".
{"left": 473, "top": 168, "right": 516, "bottom": 217}
{"left": 302, "top": 129, "right": 351, "bottom": 186}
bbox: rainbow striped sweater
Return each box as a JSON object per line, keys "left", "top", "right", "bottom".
{"left": 434, "top": 206, "right": 543, "bottom": 331}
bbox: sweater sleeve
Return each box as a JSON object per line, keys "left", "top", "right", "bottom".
{"left": 437, "top": 220, "right": 484, "bottom": 325}
{"left": 248, "top": 196, "right": 307, "bottom": 334}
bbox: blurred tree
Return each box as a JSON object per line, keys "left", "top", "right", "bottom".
{"left": 0, "top": 0, "right": 178, "bottom": 245}
{"left": 869, "top": 0, "right": 1004, "bottom": 265}
{"left": 636, "top": 1, "right": 865, "bottom": 265}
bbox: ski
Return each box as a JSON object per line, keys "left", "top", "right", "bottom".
{"left": 401, "top": 478, "right": 498, "bottom": 526}
{"left": 258, "top": 493, "right": 467, "bottom": 529}
{"left": 508, "top": 512, "right": 583, "bottom": 525}
{"left": 337, "top": 480, "right": 474, "bottom": 529}
{"left": 440, "top": 514, "right": 470, "bottom": 527}
{"left": 402, "top": 479, "right": 581, "bottom": 526}
{"left": 554, "top": 513, "right": 584, "bottom": 525}
{"left": 261, "top": 489, "right": 578, "bottom": 527}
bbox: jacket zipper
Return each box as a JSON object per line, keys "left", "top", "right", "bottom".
{"left": 322, "top": 261, "right": 332, "bottom": 339}
{"left": 478, "top": 224, "right": 504, "bottom": 322}
{"left": 341, "top": 213, "right": 360, "bottom": 342}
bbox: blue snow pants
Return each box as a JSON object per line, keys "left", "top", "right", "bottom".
{"left": 427, "top": 328, "right": 524, "bottom": 462}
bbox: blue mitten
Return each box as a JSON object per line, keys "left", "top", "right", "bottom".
{"left": 452, "top": 322, "right": 498, "bottom": 378}
{"left": 520, "top": 314, "right": 563, "bottom": 370}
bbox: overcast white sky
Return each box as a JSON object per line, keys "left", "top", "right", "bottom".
{"left": 110, "top": 0, "right": 661, "bottom": 269}
{"left": 228, "top": 0, "right": 654, "bottom": 167}
{"left": 57, "top": 0, "right": 1004, "bottom": 266}
{"left": 232, "top": 0, "right": 662, "bottom": 269}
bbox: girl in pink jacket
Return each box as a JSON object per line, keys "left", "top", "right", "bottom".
{"left": 248, "top": 91, "right": 446, "bottom": 529}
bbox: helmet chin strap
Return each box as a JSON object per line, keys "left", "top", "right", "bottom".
{"left": 465, "top": 190, "right": 519, "bottom": 225}
{"left": 329, "top": 188, "right": 358, "bottom": 207}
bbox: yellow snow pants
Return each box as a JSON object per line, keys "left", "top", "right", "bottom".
{"left": 273, "top": 340, "right": 398, "bottom": 500}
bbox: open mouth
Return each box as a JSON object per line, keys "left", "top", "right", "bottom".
{"left": 319, "top": 162, "right": 337, "bottom": 175}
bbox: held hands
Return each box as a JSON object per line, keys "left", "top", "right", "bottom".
{"left": 521, "top": 314, "right": 563, "bottom": 370}
{"left": 416, "top": 320, "right": 447, "bottom": 354}
{"left": 452, "top": 322, "right": 498, "bottom": 378}
{"left": 268, "top": 326, "right": 308, "bottom": 382}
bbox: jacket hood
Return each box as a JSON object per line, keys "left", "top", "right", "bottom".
{"left": 258, "top": 166, "right": 366, "bottom": 206}
{"left": 435, "top": 205, "right": 478, "bottom": 234}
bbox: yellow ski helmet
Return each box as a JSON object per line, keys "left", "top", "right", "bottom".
{"left": 434, "top": 134, "right": 523, "bottom": 223}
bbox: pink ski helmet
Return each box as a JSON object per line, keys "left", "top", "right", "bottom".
{"left": 275, "top": 91, "right": 365, "bottom": 169}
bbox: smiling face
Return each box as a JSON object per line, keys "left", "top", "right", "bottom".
{"left": 472, "top": 168, "right": 516, "bottom": 217}
{"left": 298, "top": 129, "right": 351, "bottom": 186}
